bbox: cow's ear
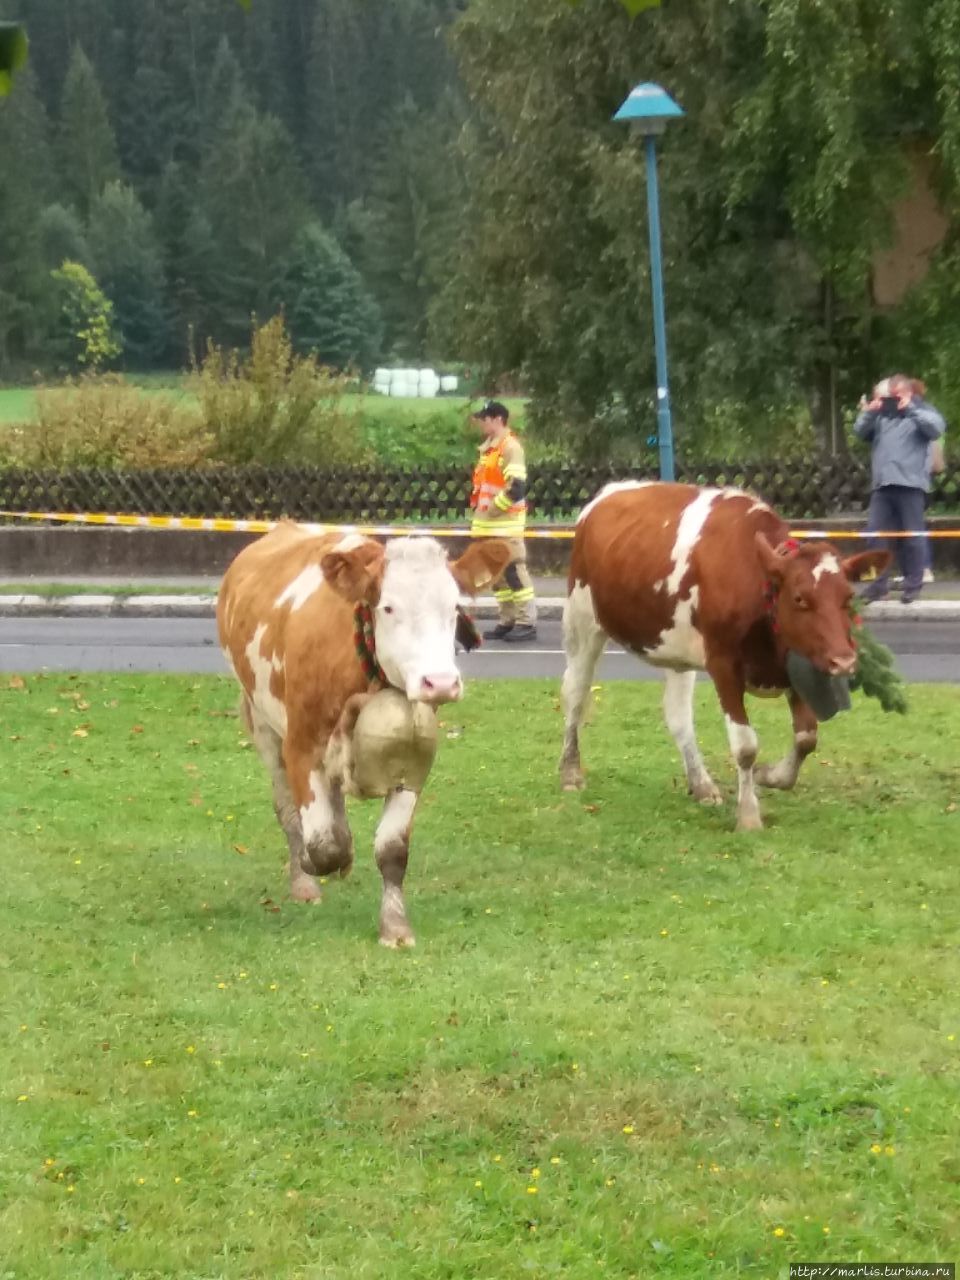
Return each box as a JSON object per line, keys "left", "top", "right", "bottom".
{"left": 321, "top": 541, "right": 385, "bottom": 604}
{"left": 754, "top": 531, "right": 786, "bottom": 581}
{"left": 842, "top": 549, "right": 892, "bottom": 582}
{"left": 449, "top": 539, "right": 514, "bottom": 595}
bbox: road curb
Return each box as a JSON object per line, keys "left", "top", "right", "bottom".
{"left": 0, "top": 594, "right": 957, "bottom": 622}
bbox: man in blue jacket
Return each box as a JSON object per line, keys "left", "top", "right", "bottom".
{"left": 853, "top": 374, "right": 946, "bottom": 604}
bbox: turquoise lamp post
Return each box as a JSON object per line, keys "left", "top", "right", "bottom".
{"left": 613, "top": 82, "right": 684, "bottom": 482}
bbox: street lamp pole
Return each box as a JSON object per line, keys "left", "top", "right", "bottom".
{"left": 613, "top": 83, "right": 684, "bottom": 483}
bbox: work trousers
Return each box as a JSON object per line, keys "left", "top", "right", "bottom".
{"left": 867, "top": 484, "right": 926, "bottom": 594}
{"left": 483, "top": 536, "right": 537, "bottom": 626}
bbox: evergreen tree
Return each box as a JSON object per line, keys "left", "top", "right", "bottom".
{"left": 156, "top": 158, "right": 220, "bottom": 364}
{"left": 201, "top": 35, "right": 244, "bottom": 151}
{"left": 88, "top": 180, "right": 170, "bottom": 367}
{"left": 274, "top": 221, "right": 382, "bottom": 370}
{"left": 58, "top": 43, "right": 120, "bottom": 216}
{"left": 361, "top": 92, "right": 465, "bottom": 359}
{"left": 0, "top": 64, "right": 53, "bottom": 372}
{"left": 200, "top": 98, "right": 310, "bottom": 343}
{"left": 39, "top": 202, "right": 92, "bottom": 271}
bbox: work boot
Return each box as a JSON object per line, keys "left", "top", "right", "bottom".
{"left": 503, "top": 624, "right": 537, "bottom": 643}
{"left": 483, "top": 621, "right": 515, "bottom": 640}
{"left": 861, "top": 581, "right": 889, "bottom": 605}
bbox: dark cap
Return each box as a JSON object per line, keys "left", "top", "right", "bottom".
{"left": 475, "top": 399, "right": 509, "bottom": 422}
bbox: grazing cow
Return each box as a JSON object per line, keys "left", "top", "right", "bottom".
{"left": 218, "top": 524, "right": 510, "bottom": 945}
{"left": 559, "top": 482, "right": 889, "bottom": 830}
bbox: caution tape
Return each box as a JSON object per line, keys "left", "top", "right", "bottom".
{"left": 0, "top": 509, "right": 959, "bottom": 540}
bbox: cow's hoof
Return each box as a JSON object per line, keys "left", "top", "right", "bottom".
{"left": 690, "top": 779, "right": 723, "bottom": 805}
{"left": 379, "top": 931, "right": 416, "bottom": 949}
{"left": 290, "top": 875, "right": 323, "bottom": 903}
{"left": 735, "top": 810, "right": 763, "bottom": 833}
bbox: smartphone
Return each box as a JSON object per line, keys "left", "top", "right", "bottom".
{"left": 881, "top": 396, "right": 899, "bottom": 413}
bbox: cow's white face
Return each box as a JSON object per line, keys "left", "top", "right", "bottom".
{"left": 374, "top": 540, "right": 462, "bottom": 705}
{"left": 321, "top": 536, "right": 513, "bottom": 708}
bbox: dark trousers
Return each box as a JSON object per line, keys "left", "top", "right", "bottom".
{"left": 867, "top": 485, "right": 926, "bottom": 593}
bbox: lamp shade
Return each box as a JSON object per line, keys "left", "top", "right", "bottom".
{"left": 613, "top": 82, "right": 683, "bottom": 130}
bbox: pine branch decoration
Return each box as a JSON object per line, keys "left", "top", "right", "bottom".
{"left": 849, "top": 607, "right": 908, "bottom": 714}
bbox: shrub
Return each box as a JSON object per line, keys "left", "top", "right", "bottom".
{"left": 0, "top": 374, "right": 209, "bottom": 468}
{"left": 48, "top": 261, "right": 121, "bottom": 372}
{"left": 190, "top": 313, "right": 369, "bottom": 465}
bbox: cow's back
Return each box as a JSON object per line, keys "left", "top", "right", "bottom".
{"left": 571, "top": 482, "right": 787, "bottom": 654}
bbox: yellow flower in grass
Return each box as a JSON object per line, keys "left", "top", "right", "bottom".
{"left": 822, "top": 1226, "right": 830, "bottom": 1235}
{"left": 870, "top": 1143, "right": 882, "bottom": 1155}
{"left": 526, "top": 1186, "right": 538, "bottom": 1195}
{"left": 622, "top": 1125, "right": 634, "bottom": 1135}
{"left": 531, "top": 1168, "right": 541, "bottom": 1179}
{"left": 772, "top": 1227, "right": 785, "bottom": 1238}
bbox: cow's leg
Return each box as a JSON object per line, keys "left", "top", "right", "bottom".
{"left": 755, "top": 692, "right": 818, "bottom": 790}
{"left": 374, "top": 786, "right": 418, "bottom": 948}
{"left": 707, "top": 657, "right": 762, "bottom": 831}
{"left": 244, "top": 701, "right": 321, "bottom": 903}
{"left": 283, "top": 737, "right": 354, "bottom": 893}
{"left": 559, "top": 582, "right": 608, "bottom": 790}
{"left": 662, "top": 669, "right": 722, "bottom": 804}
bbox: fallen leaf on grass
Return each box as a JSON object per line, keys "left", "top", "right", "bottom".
{"left": 131, "top": 725, "right": 144, "bottom": 735}
{"left": 232, "top": 844, "right": 248, "bottom": 856}
{"left": 72, "top": 728, "right": 89, "bottom": 739}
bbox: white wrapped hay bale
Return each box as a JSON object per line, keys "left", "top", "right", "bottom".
{"left": 418, "top": 368, "right": 440, "bottom": 399}
{"left": 439, "top": 374, "right": 459, "bottom": 394}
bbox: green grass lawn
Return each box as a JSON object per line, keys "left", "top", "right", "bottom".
{"left": 0, "top": 386, "right": 39, "bottom": 423}
{"left": 1, "top": 675, "right": 958, "bottom": 1277}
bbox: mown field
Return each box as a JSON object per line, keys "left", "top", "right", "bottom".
{"left": 1, "top": 674, "right": 958, "bottom": 1279}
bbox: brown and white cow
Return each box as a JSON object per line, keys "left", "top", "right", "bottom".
{"left": 559, "top": 482, "right": 890, "bottom": 830}
{"left": 218, "top": 524, "right": 510, "bottom": 945}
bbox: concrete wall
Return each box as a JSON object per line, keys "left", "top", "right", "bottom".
{"left": 2, "top": 519, "right": 959, "bottom": 579}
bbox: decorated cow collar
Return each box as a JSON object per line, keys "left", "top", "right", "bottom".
{"left": 354, "top": 603, "right": 388, "bottom": 689}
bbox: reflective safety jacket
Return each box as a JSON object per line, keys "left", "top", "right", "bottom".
{"left": 469, "top": 430, "right": 527, "bottom": 537}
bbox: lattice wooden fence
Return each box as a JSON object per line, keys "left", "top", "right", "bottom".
{"left": 0, "top": 460, "right": 956, "bottom": 522}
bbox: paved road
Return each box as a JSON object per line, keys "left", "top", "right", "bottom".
{"left": 0, "top": 616, "right": 956, "bottom": 681}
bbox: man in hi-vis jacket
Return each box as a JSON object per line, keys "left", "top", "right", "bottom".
{"left": 468, "top": 401, "right": 537, "bottom": 641}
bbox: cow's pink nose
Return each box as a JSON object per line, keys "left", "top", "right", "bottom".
{"left": 418, "top": 673, "right": 462, "bottom": 704}
{"left": 828, "top": 653, "right": 857, "bottom": 676}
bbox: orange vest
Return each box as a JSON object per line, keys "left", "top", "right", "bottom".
{"left": 469, "top": 431, "right": 524, "bottom": 516}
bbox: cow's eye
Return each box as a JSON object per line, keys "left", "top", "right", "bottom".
{"left": 382, "top": 604, "right": 394, "bottom": 616}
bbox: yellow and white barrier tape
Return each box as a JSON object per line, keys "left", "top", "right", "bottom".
{"left": 0, "top": 509, "right": 958, "bottom": 540}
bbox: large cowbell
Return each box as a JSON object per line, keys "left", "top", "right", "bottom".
{"left": 785, "top": 651, "right": 852, "bottom": 722}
